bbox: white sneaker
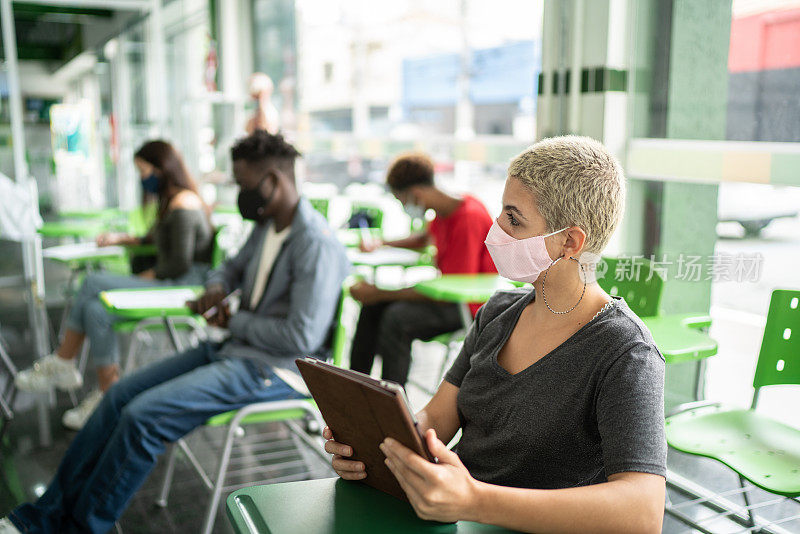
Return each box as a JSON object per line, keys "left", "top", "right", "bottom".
{"left": 62, "top": 389, "right": 103, "bottom": 431}
{"left": 14, "top": 353, "right": 83, "bottom": 392}
{"left": 0, "top": 518, "right": 22, "bottom": 533}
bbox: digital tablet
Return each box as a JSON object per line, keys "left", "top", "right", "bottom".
{"left": 295, "top": 357, "right": 435, "bottom": 501}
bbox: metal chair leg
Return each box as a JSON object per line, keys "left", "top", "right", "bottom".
{"left": 200, "top": 422, "right": 239, "bottom": 534}
{"left": 739, "top": 475, "right": 757, "bottom": 529}
{"left": 123, "top": 321, "right": 149, "bottom": 374}
{"left": 66, "top": 344, "right": 91, "bottom": 408}
{"left": 156, "top": 443, "right": 179, "bottom": 507}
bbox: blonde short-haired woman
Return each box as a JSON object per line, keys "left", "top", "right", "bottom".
{"left": 324, "top": 136, "right": 666, "bottom": 533}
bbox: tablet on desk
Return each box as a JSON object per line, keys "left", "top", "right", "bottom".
{"left": 295, "top": 358, "right": 434, "bottom": 501}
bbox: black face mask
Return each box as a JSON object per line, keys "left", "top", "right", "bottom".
{"left": 237, "top": 176, "right": 276, "bottom": 221}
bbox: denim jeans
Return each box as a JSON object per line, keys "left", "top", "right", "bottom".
{"left": 65, "top": 270, "right": 205, "bottom": 367}
{"left": 9, "top": 342, "right": 305, "bottom": 533}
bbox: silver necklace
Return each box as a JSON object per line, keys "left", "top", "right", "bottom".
{"left": 591, "top": 300, "right": 614, "bottom": 321}
{"left": 540, "top": 256, "right": 614, "bottom": 320}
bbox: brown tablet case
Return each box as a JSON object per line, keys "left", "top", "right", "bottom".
{"left": 295, "top": 358, "right": 434, "bottom": 501}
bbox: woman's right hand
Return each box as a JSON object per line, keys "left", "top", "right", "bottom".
{"left": 97, "top": 232, "right": 136, "bottom": 247}
{"left": 358, "top": 237, "right": 382, "bottom": 253}
{"left": 96, "top": 233, "right": 118, "bottom": 247}
{"left": 323, "top": 426, "right": 366, "bottom": 480}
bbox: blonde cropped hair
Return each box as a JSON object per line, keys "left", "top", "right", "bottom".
{"left": 508, "top": 135, "right": 625, "bottom": 254}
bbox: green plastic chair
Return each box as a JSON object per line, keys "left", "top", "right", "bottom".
{"left": 597, "top": 256, "right": 717, "bottom": 399}
{"left": 308, "top": 197, "right": 331, "bottom": 219}
{"left": 113, "top": 227, "right": 229, "bottom": 372}
{"left": 124, "top": 202, "right": 158, "bottom": 237}
{"left": 665, "top": 289, "right": 800, "bottom": 530}
{"left": 596, "top": 256, "right": 663, "bottom": 318}
{"left": 349, "top": 202, "right": 384, "bottom": 229}
{"left": 155, "top": 283, "right": 354, "bottom": 534}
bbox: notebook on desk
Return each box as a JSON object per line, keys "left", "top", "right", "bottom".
{"left": 100, "top": 287, "right": 201, "bottom": 310}
{"left": 295, "top": 358, "right": 434, "bottom": 501}
{"left": 43, "top": 242, "right": 126, "bottom": 261}
{"left": 346, "top": 247, "right": 421, "bottom": 266}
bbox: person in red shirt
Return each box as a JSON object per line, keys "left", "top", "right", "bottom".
{"left": 349, "top": 152, "right": 496, "bottom": 385}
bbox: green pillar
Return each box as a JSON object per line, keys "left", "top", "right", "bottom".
{"left": 659, "top": 0, "right": 731, "bottom": 407}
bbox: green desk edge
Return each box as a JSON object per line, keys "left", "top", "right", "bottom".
{"left": 214, "top": 204, "right": 241, "bottom": 215}
{"left": 641, "top": 314, "right": 717, "bottom": 364}
{"left": 38, "top": 221, "right": 105, "bottom": 238}
{"left": 59, "top": 208, "right": 122, "bottom": 220}
{"left": 226, "top": 478, "right": 516, "bottom": 534}
{"left": 45, "top": 250, "right": 127, "bottom": 265}
{"left": 100, "top": 285, "right": 203, "bottom": 320}
{"left": 414, "top": 274, "right": 515, "bottom": 304}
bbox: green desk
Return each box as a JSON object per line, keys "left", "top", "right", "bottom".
{"left": 347, "top": 246, "right": 434, "bottom": 285}
{"left": 213, "top": 204, "right": 241, "bottom": 215}
{"left": 44, "top": 243, "right": 130, "bottom": 335}
{"left": 100, "top": 285, "right": 203, "bottom": 320}
{"left": 125, "top": 243, "right": 158, "bottom": 257}
{"left": 43, "top": 242, "right": 126, "bottom": 266}
{"left": 641, "top": 313, "right": 717, "bottom": 402}
{"left": 59, "top": 208, "right": 121, "bottom": 221}
{"left": 38, "top": 220, "right": 105, "bottom": 241}
{"left": 641, "top": 314, "right": 717, "bottom": 365}
{"left": 226, "top": 477, "right": 517, "bottom": 533}
{"left": 413, "top": 274, "right": 515, "bottom": 303}
{"left": 414, "top": 274, "right": 515, "bottom": 328}
{"left": 347, "top": 247, "right": 424, "bottom": 268}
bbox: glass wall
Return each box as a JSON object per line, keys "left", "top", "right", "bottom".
{"left": 251, "top": 0, "right": 544, "bottom": 206}
{"left": 164, "top": 0, "right": 215, "bottom": 178}
{"left": 628, "top": 0, "right": 800, "bottom": 424}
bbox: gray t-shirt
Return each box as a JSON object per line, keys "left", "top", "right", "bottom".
{"left": 444, "top": 288, "right": 667, "bottom": 489}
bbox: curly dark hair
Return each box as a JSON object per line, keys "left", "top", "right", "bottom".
{"left": 386, "top": 152, "right": 435, "bottom": 191}
{"left": 230, "top": 130, "right": 301, "bottom": 171}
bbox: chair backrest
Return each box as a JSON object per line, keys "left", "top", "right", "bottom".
{"left": 596, "top": 256, "right": 663, "bottom": 317}
{"left": 752, "top": 289, "right": 800, "bottom": 391}
{"left": 328, "top": 290, "right": 348, "bottom": 367}
{"left": 126, "top": 202, "right": 158, "bottom": 236}
{"left": 319, "top": 280, "right": 357, "bottom": 367}
{"left": 211, "top": 226, "right": 227, "bottom": 269}
{"left": 308, "top": 198, "right": 330, "bottom": 219}
{"left": 348, "top": 203, "right": 383, "bottom": 230}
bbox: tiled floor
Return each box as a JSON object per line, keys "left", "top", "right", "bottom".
{"left": 0, "top": 381, "right": 334, "bottom": 533}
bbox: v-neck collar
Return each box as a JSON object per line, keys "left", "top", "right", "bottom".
{"left": 490, "top": 291, "right": 619, "bottom": 379}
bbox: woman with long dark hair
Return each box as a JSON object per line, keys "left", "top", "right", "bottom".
{"left": 15, "top": 140, "right": 214, "bottom": 430}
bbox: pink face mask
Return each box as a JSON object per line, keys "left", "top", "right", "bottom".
{"left": 484, "top": 220, "right": 568, "bottom": 283}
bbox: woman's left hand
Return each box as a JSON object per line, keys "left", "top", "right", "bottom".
{"left": 380, "top": 429, "right": 481, "bottom": 523}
